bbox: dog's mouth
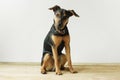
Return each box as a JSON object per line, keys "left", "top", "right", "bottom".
{"left": 55, "top": 26, "right": 65, "bottom": 34}
{"left": 54, "top": 23, "right": 65, "bottom": 34}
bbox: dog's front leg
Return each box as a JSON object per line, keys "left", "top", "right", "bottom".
{"left": 65, "top": 44, "right": 76, "bottom": 73}
{"left": 52, "top": 46, "right": 62, "bottom": 75}
{"left": 51, "top": 35, "right": 62, "bottom": 75}
{"left": 64, "top": 36, "right": 77, "bottom": 73}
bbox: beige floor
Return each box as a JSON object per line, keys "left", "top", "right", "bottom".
{"left": 0, "top": 63, "right": 120, "bottom": 80}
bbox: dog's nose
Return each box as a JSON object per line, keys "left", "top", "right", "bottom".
{"left": 58, "top": 23, "right": 62, "bottom": 27}
{"left": 58, "top": 23, "right": 61, "bottom": 27}
{"left": 58, "top": 21, "right": 62, "bottom": 26}
{"left": 58, "top": 23, "right": 63, "bottom": 29}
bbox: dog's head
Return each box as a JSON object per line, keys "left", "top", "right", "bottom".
{"left": 49, "top": 5, "right": 79, "bottom": 31}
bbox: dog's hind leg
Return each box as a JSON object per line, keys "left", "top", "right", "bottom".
{"left": 59, "top": 54, "right": 67, "bottom": 70}
{"left": 41, "top": 53, "right": 54, "bottom": 74}
{"left": 51, "top": 54, "right": 67, "bottom": 71}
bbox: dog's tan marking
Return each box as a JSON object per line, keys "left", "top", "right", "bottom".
{"left": 63, "top": 12, "right": 66, "bottom": 17}
{"left": 54, "top": 17, "right": 60, "bottom": 28}
{"left": 51, "top": 35, "right": 63, "bottom": 46}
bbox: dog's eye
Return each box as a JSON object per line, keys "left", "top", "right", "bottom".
{"left": 56, "top": 13, "right": 61, "bottom": 17}
{"left": 63, "top": 13, "right": 66, "bottom": 17}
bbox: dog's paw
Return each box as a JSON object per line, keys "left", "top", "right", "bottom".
{"left": 69, "top": 69, "right": 78, "bottom": 73}
{"left": 56, "top": 71, "right": 62, "bottom": 75}
{"left": 70, "top": 70, "right": 78, "bottom": 73}
{"left": 41, "top": 69, "right": 47, "bottom": 74}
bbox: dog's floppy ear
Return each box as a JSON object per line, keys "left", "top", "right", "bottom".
{"left": 68, "top": 10, "right": 79, "bottom": 17}
{"left": 49, "top": 5, "right": 61, "bottom": 12}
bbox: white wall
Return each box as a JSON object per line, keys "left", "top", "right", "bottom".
{"left": 0, "top": 0, "right": 120, "bottom": 63}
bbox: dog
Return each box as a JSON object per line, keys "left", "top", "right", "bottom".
{"left": 41, "top": 5, "right": 79, "bottom": 75}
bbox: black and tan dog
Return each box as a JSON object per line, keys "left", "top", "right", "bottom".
{"left": 41, "top": 5, "right": 79, "bottom": 75}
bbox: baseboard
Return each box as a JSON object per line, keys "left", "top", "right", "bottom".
{"left": 0, "top": 62, "right": 120, "bottom": 66}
